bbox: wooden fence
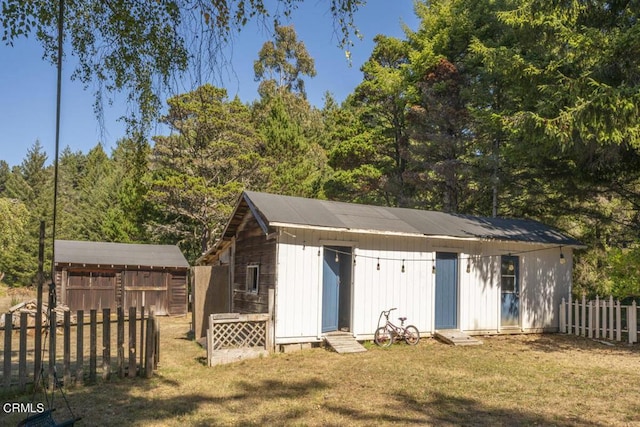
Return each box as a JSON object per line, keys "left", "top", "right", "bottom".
{"left": 559, "top": 295, "right": 638, "bottom": 344}
{"left": 206, "top": 289, "right": 274, "bottom": 366}
{"left": 1, "top": 306, "right": 159, "bottom": 393}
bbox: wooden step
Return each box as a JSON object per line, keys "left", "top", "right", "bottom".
{"left": 435, "top": 330, "right": 483, "bottom": 346}
{"left": 324, "top": 332, "right": 367, "bottom": 354}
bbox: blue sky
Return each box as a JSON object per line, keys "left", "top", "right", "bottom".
{"left": 0, "top": 2, "right": 419, "bottom": 167}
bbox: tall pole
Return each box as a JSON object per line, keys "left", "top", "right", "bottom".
{"left": 51, "top": 0, "right": 64, "bottom": 280}
{"left": 34, "top": 221, "right": 45, "bottom": 387}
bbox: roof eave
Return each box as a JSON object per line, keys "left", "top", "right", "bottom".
{"left": 270, "top": 222, "right": 586, "bottom": 248}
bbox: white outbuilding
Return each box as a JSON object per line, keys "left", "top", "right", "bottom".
{"left": 198, "top": 191, "right": 584, "bottom": 345}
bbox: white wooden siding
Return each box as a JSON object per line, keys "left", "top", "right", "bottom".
{"left": 274, "top": 227, "right": 573, "bottom": 343}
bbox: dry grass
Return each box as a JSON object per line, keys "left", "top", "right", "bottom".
{"left": 0, "top": 284, "right": 36, "bottom": 314}
{"left": 3, "top": 316, "right": 640, "bottom": 426}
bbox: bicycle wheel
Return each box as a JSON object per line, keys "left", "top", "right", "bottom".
{"left": 374, "top": 326, "right": 393, "bottom": 347}
{"left": 403, "top": 325, "right": 420, "bottom": 345}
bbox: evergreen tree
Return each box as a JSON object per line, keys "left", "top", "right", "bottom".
{"left": 148, "top": 84, "right": 265, "bottom": 261}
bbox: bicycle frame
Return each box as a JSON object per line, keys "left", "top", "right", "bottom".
{"left": 377, "top": 308, "right": 405, "bottom": 334}
{"left": 374, "top": 308, "right": 420, "bottom": 347}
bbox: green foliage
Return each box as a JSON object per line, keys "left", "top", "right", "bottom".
{"left": 0, "top": 198, "right": 30, "bottom": 285}
{"left": 606, "top": 247, "right": 640, "bottom": 300}
{"left": 326, "top": 35, "right": 412, "bottom": 206}
{"left": 148, "top": 84, "right": 266, "bottom": 261}
{"left": 254, "top": 24, "right": 317, "bottom": 98}
{"left": 1, "top": 0, "right": 362, "bottom": 131}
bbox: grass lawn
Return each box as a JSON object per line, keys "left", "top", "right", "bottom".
{"left": 3, "top": 316, "right": 640, "bottom": 426}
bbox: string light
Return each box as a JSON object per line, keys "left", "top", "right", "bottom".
{"left": 318, "top": 245, "right": 568, "bottom": 272}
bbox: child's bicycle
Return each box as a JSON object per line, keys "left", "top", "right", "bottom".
{"left": 374, "top": 308, "right": 420, "bottom": 347}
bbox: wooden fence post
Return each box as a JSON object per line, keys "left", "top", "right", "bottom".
{"left": 63, "top": 311, "right": 71, "bottom": 386}
{"left": 77, "top": 310, "right": 84, "bottom": 385}
{"left": 629, "top": 301, "right": 638, "bottom": 344}
{"left": 560, "top": 298, "right": 566, "bottom": 333}
{"left": 574, "top": 299, "right": 579, "bottom": 336}
{"left": 34, "top": 221, "right": 44, "bottom": 388}
{"left": 48, "top": 284, "right": 56, "bottom": 389}
{"left": 139, "top": 306, "right": 145, "bottom": 373}
{"left": 616, "top": 300, "right": 622, "bottom": 342}
{"left": 19, "top": 312, "right": 28, "bottom": 392}
{"left": 4, "top": 312, "right": 13, "bottom": 389}
{"left": 588, "top": 300, "right": 593, "bottom": 338}
{"left": 103, "top": 308, "right": 111, "bottom": 380}
{"left": 89, "top": 309, "right": 97, "bottom": 384}
{"left": 567, "top": 297, "right": 572, "bottom": 334}
{"left": 117, "top": 307, "right": 125, "bottom": 379}
{"left": 594, "top": 296, "right": 600, "bottom": 339}
{"left": 600, "top": 299, "right": 609, "bottom": 339}
{"left": 609, "top": 296, "right": 615, "bottom": 340}
{"left": 144, "top": 310, "right": 155, "bottom": 378}
{"left": 128, "top": 307, "right": 137, "bottom": 377}
{"left": 581, "top": 294, "right": 587, "bottom": 336}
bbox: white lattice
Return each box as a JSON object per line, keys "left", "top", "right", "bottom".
{"left": 212, "top": 321, "right": 266, "bottom": 349}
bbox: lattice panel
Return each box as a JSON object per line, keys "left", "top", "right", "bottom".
{"left": 212, "top": 321, "right": 267, "bottom": 349}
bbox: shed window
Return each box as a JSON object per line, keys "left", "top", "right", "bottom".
{"left": 246, "top": 265, "right": 260, "bottom": 293}
{"left": 501, "top": 256, "right": 519, "bottom": 294}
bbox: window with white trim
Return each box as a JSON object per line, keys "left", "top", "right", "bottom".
{"left": 246, "top": 265, "right": 260, "bottom": 293}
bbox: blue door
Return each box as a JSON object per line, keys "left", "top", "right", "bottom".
{"left": 322, "top": 247, "right": 340, "bottom": 332}
{"left": 501, "top": 256, "right": 520, "bottom": 327}
{"left": 435, "top": 252, "right": 458, "bottom": 330}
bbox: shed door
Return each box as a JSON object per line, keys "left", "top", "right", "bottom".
{"left": 435, "top": 252, "right": 458, "bottom": 330}
{"left": 322, "top": 246, "right": 352, "bottom": 333}
{"left": 501, "top": 255, "right": 520, "bottom": 327}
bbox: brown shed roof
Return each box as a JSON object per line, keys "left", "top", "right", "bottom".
{"left": 55, "top": 240, "right": 190, "bottom": 269}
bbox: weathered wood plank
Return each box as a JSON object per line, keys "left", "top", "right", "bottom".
{"left": 19, "top": 312, "right": 28, "bottom": 391}
{"left": 89, "top": 309, "right": 97, "bottom": 383}
{"left": 117, "top": 307, "right": 125, "bottom": 378}
{"left": 145, "top": 311, "right": 155, "bottom": 378}
{"left": 4, "top": 313, "right": 12, "bottom": 389}
{"left": 64, "top": 310, "right": 71, "bottom": 386}
{"left": 77, "top": 310, "right": 84, "bottom": 385}
{"left": 129, "top": 306, "right": 137, "bottom": 377}
{"left": 103, "top": 308, "right": 111, "bottom": 380}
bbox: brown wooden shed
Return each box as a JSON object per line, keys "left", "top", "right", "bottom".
{"left": 54, "top": 240, "right": 190, "bottom": 316}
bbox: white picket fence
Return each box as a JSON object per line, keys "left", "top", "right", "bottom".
{"left": 559, "top": 295, "right": 638, "bottom": 344}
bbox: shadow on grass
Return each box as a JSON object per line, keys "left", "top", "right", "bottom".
{"left": 3, "top": 376, "right": 330, "bottom": 426}
{"left": 323, "top": 390, "right": 605, "bottom": 426}
{"left": 521, "top": 333, "right": 639, "bottom": 355}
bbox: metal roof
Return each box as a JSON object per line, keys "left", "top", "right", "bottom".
{"left": 242, "top": 191, "right": 584, "bottom": 247}
{"left": 55, "top": 240, "right": 190, "bottom": 268}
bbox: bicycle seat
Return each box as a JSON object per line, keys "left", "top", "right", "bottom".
{"left": 398, "top": 317, "right": 407, "bottom": 322}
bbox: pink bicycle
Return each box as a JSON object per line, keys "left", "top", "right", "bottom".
{"left": 374, "top": 308, "right": 420, "bottom": 347}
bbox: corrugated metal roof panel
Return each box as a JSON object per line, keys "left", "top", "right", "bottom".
{"left": 242, "top": 191, "right": 583, "bottom": 247}
{"left": 55, "top": 240, "right": 190, "bottom": 268}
